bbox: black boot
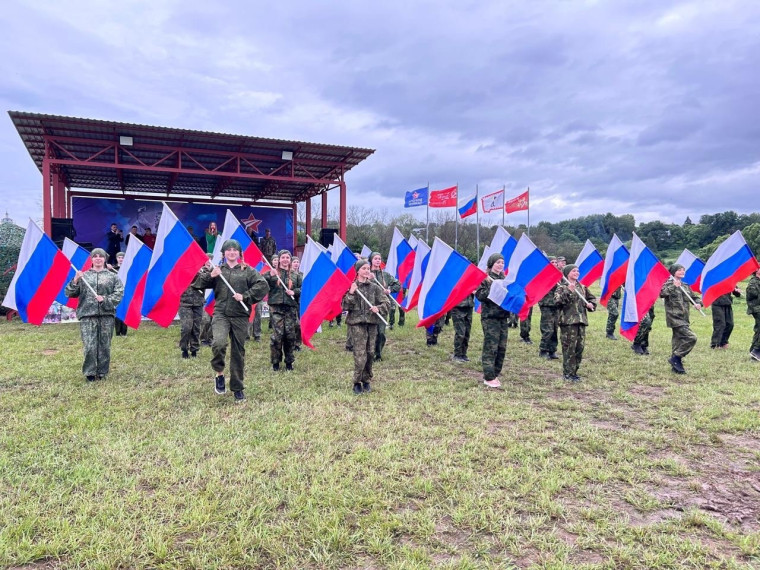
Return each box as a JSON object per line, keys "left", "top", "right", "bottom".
{"left": 668, "top": 355, "right": 686, "bottom": 374}
{"left": 181, "top": 349, "right": 189, "bottom": 358}
{"left": 631, "top": 344, "right": 644, "bottom": 355}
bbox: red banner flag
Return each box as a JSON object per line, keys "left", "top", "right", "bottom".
{"left": 429, "top": 185, "right": 457, "bottom": 208}
{"left": 505, "top": 190, "right": 529, "bottom": 213}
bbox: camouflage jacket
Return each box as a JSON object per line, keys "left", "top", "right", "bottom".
{"left": 264, "top": 269, "right": 302, "bottom": 309}
{"left": 746, "top": 275, "right": 760, "bottom": 315}
{"left": 610, "top": 287, "right": 622, "bottom": 301}
{"left": 195, "top": 263, "right": 269, "bottom": 318}
{"left": 180, "top": 269, "right": 208, "bottom": 307}
{"left": 342, "top": 280, "right": 390, "bottom": 325}
{"left": 453, "top": 292, "right": 475, "bottom": 310}
{"left": 538, "top": 283, "right": 560, "bottom": 308}
{"left": 554, "top": 281, "right": 597, "bottom": 326}
{"left": 660, "top": 280, "right": 700, "bottom": 328}
{"left": 260, "top": 237, "right": 277, "bottom": 259}
{"left": 476, "top": 271, "right": 508, "bottom": 320}
{"left": 64, "top": 269, "right": 124, "bottom": 319}
{"left": 371, "top": 269, "right": 401, "bottom": 294}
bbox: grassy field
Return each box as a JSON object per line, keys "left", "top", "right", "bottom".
{"left": 1, "top": 295, "right": 759, "bottom": 569}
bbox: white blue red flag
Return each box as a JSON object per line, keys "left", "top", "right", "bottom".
{"left": 416, "top": 238, "right": 486, "bottom": 328}
{"left": 700, "top": 230, "right": 760, "bottom": 307}
{"left": 2, "top": 220, "right": 71, "bottom": 325}
{"left": 675, "top": 249, "right": 705, "bottom": 293}
{"left": 55, "top": 238, "right": 92, "bottom": 309}
{"left": 599, "top": 234, "right": 630, "bottom": 307}
{"left": 619, "top": 233, "right": 670, "bottom": 341}
{"left": 402, "top": 239, "right": 431, "bottom": 311}
{"left": 487, "top": 234, "right": 562, "bottom": 320}
{"left": 458, "top": 192, "right": 478, "bottom": 219}
{"left": 141, "top": 203, "right": 208, "bottom": 327}
{"left": 300, "top": 238, "right": 351, "bottom": 349}
{"left": 386, "top": 227, "right": 415, "bottom": 296}
{"left": 575, "top": 239, "right": 604, "bottom": 287}
{"left": 489, "top": 227, "right": 519, "bottom": 270}
{"left": 116, "top": 236, "right": 152, "bottom": 329}
{"left": 331, "top": 233, "right": 358, "bottom": 281}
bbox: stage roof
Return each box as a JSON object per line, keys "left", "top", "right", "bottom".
{"left": 9, "top": 111, "right": 374, "bottom": 203}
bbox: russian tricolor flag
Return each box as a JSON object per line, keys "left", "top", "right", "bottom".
{"left": 619, "top": 233, "right": 670, "bottom": 341}
{"left": 331, "top": 233, "right": 358, "bottom": 282}
{"left": 674, "top": 249, "right": 705, "bottom": 293}
{"left": 386, "top": 227, "right": 415, "bottom": 296}
{"left": 487, "top": 234, "right": 562, "bottom": 320}
{"left": 403, "top": 239, "right": 431, "bottom": 311}
{"left": 575, "top": 239, "right": 604, "bottom": 287}
{"left": 700, "top": 230, "right": 760, "bottom": 308}
{"left": 2, "top": 220, "right": 71, "bottom": 325}
{"left": 116, "top": 236, "right": 152, "bottom": 329}
{"left": 416, "top": 238, "right": 486, "bottom": 328}
{"left": 300, "top": 238, "right": 352, "bottom": 349}
{"left": 490, "top": 227, "right": 518, "bottom": 270}
{"left": 600, "top": 234, "right": 630, "bottom": 307}
{"left": 458, "top": 193, "right": 478, "bottom": 219}
{"left": 141, "top": 203, "right": 209, "bottom": 327}
{"left": 55, "top": 238, "right": 93, "bottom": 309}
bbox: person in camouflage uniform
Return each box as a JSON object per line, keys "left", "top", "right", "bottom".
{"left": 605, "top": 286, "right": 622, "bottom": 340}
{"left": 554, "top": 264, "right": 597, "bottom": 382}
{"left": 265, "top": 249, "right": 302, "bottom": 371}
{"left": 343, "top": 258, "right": 390, "bottom": 394}
{"left": 507, "top": 311, "right": 519, "bottom": 328}
{"left": 179, "top": 265, "right": 207, "bottom": 358}
{"left": 631, "top": 306, "right": 655, "bottom": 355}
{"left": 745, "top": 266, "right": 760, "bottom": 361}
{"left": 369, "top": 252, "right": 399, "bottom": 360}
{"left": 108, "top": 251, "right": 129, "bottom": 337}
{"left": 195, "top": 239, "right": 269, "bottom": 401}
{"left": 65, "top": 248, "right": 124, "bottom": 381}
{"left": 519, "top": 306, "right": 533, "bottom": 344}
{"left": 291, "top": 256, "right": 303, "bottom": 351}
{"left": 660, "top": 264, "right": 702, "bottom": 374}
{"left": 476, "top": 252, "right": 509, "bottom": 389}
{"left": 538, "top": 257, "right": 561, "bottom": 360}
{"left": 260, "top": 229, "right": 277, "bottom": 263}
{"left": 710, "top": 286, "right": 742, "bottom": 349}
{"left": 451, "top": 292, "right": 474, "bottom": 362}
{"left": 199, "top": 253, "right": 214, "bottom": 346}
{"left": 425, "top": 316, "right": 445, "bottom": 346}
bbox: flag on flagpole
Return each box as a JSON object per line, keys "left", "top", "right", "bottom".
{"left": 489, "top": 226, "right": 519, "bottom": 269}
{"left": 429, "top": 185, "right": 457, "bottom": 208}
{"left": 404, "top": 187, "right": 428, "bottom": 208}
{"left": 403, "top": 240, "right": 431, "bottom": 311}
{"left": 416, "top": 238, "right": 486, "bottom": 328}
{"left": 360, "top": 244, "right": 372, "bottom": 259}
{"left": 408, "top": 234, "right": 419, "bottom": 250}
{"left": 2, "top": 219, "right": 71, "bottom": 325}
{"left": 599, "top": 234, "right": 630, "bottom": 307}
{"left": 575, "top": 239, "right": 604, "bottom": 287}
{"left": 331, "top": 233, "right": 358, "bottom": 281}
{"left": 675, "top": 249, "right": 705, "bottom": 293}
{"left": 115, "top": 236, "right": 152, "bottom": 329}
{"left": 481, "top": 189, "right": 505, "bottom": 213}
{"left": 505, "top": 190, "right": 529, "bottom": 213}
{"left": 619, "top": 233, "right": 670, "bottom": 340}
{"left": 385, "top": 227, "right": 415, "bottom": 294}
{"left": 55, "top": 238, "right": 93, "bottom": 309}
{"left": 141, "top": 203, "right": 209, "bottom": 327}
{"left": 458, "top": 192, "right": 478, "bottom": 219}
{"left": 700, "top": 230, "right": 760, "bottom": 307}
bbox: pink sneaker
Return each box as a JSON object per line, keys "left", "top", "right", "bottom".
{"left": 483, "top": 379, "right": 501, "bottom": 389}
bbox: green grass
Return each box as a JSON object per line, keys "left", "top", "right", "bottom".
{"left": 1, "top": 296, "right": 759, "bottom": 569}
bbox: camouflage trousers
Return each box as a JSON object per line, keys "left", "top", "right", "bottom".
{"left": 248, "top": 302, "right": 262, "bottom": 341}
{"left": 211, "top": 314, "right": 248, "bottom": 393}
{"left": 375, "top": 321, "right": 387, "bottom": 358}
{"left": 200, "top": 312, "right": 213, "bottom": 344}
{"left": 507, "top": 312, "right": 519, "bottom": 328}
{"left": 270, "top": 307, "right": 298, "bottom": 366}
{"left": 481, "top": 317, "right": 509, "bottom": 381}
{"left": 710, "top": 305, "right": 734, "bottom": 347}
{"left": 606, "top": 297, "right": 619, "bottom": 335}
{"left": 671, "top": 325, "right": 697, "bottom": 358}
{"left": 179, "top": 305, "right": 202, "bottom": 351}
{"left": 520, "top": 307, "right": 533, "bottom": 340}
{"left": 346, "top": 324, "right": 354, "bottom": 350}
{"left": 295, "top": 316, "right": 302, "bottom": 348}
{"left": 388, "top": 305, "right": 405, "bottom": 326}
{"left": 539, "top": 306, "right": 559, "bottom": 354}
{"left": 426, "top": 317, "right": 444, "bottom": 345}
{"left": 350, "top": 323, "right": 377, "bottom": 385}
{"left": 79, "top": 316, "right": 115, "bottom": 378}
{"left": 751, "top": 314, "right": 760, "bottom": 352}
{"left": 560, "top": 323, "right": 586, "bottom": 376}
{"left": 451, "top": 307, "right": 473, "bottom": 358}
{"left": 633, "top": 311, "right": 654, "bottom": 348}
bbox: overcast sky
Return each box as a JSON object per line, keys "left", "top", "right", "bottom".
{"left": 1, "top": 0, "right": 759, "bottom": 229}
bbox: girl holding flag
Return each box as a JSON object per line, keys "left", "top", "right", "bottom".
{"left": 369, "top": 252, "right": 399, "bottom": 361}
{"left": 475, "top": 253, "right": 509, "bottom": 389}
{"left": 554, "top": 264, "right": 597, "bottom": 382}
{"left": 265, "top": 250, "right": 302, "bottom": 372}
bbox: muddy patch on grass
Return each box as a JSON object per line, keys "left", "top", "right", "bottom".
{"left": 628, "top": 384, "right": 665, "bottom": 400}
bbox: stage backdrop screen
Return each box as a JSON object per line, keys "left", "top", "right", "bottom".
{"left": 72, "top": 197, "right": 293, "bottom": 255}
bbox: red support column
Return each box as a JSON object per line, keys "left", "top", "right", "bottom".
{"left": 305, "top": 198, "right": 312, "bottom": 240}
{"left": 339, "top": 181, "right": 347, "bottom": 241}
{"left": 53, "top": 170, "right": 66, "bottom": 218}
{"left": 321, "top": 191, "right": 328, "bottom": 229}
{"left": 42, "top": 154, "right": 51, "bottom": 236}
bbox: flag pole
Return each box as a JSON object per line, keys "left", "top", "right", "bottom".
{"left": 372, "top": 274, "right": 403, "bottom": 309}
{"left": 72, "top": 263, "right": 98, "bottom": 296}
{"left": 476, "top": 184, "right": 480, "bottom": 260}
{"left": 527, "top": 186, "right": 530, "bottom": 238}
{"left": 426, "top": 182, "right": 430, "bottom": 242}
{"left": 355, "top": 288, "right": 389, "bottom": 326}
{"left": 454, "top": 183, "right": 459, "bottom": 251}
{"left": 502, "top": 184, "right": 505, "bottom": 227}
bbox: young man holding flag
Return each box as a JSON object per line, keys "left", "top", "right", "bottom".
{"left": 744, "top": 266, "right": 760, "bottom": 361}
{"left": 660, "top": 264, "right": 702, "bottom": 374}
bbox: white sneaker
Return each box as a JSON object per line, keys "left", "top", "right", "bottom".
{"left": 483, "top": 379, "right": 501, "bottom": 389}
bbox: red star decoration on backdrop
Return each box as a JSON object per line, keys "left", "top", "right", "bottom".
{"left": 241, "top": 213, "right": 262, "bottom": 233}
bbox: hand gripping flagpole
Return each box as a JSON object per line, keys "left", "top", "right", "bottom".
{"left": 355, "top": 288, "right": 389, "bottom": 326}
{"left": 562, "top": 276, "right": 594, "bottom": 306}
{"left": 215, "top": 268, "right": 250, "bottom": 313}
{"left": 669, "top": 276, "right": 706, "bottom": 317}
{"left": 372, "top": 274, "right": 403, "bottom": 309}
{"left": 72, "top": 264, "right": 98, "bottom": 296}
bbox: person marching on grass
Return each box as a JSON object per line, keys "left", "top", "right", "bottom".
{"left": 538, "top": 257, "right": 561, "bottom": 360}
{"left": 660, "top": 263, "right": 702, "bottom": 375}
{"left": 291, "top": 256, "right": 303, "bottom": 352}
{"left": 745, "top": 265, "right": 760, "bottom": 361}
{"left": 342, "top": 258, "right": 390, "bottom": 394}
{"left": 710, "top": 286, "right": 742, "bottom": 349}
{"left": 265, "top": 249, "right": 302, "bottom": 372}
{"left": 195, "top": 239, "right": 269, "bottom": 401}
{"left": 475, "top": 252, "right": 509, "bottom": 389}
{"left": 451, "top": 292, "right": 475, "bottom": 362}
{"left": 631, "top": 306, "right": 656, "bottom": 356}
{"left": 179, "top": 264, "right": 207, "bottom": 359}
{"left": 554, "top": 264, "right": 597, "bottom": 382}
{"left": 605, "top": 287, "right": 622, "bottom": 340}
{"left": 108, "top": 251, "right": 129, "bottom": 337}
{"left": 369, "top": 252, "right": 400, "bottom": 361}
{"left": 65, "top": 248, "right": 124, "bottom": 382}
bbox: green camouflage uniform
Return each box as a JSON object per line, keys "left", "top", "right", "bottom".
{"left": 520, "top": 306, "right": 533, "bottom": 341}
{"left": 606, "top": 287, "right": 622, "bottom": 335}
{"left": 710, "top": 291, "right": 740, "bottom": 348}
{"left": 65, "top": 269, "right": 124, "bottom": 378}
{"left": 660, "top": 281, "right": 699, "bottom": 358}
{"left": 538, "top": 283, "right": 560, "bottom": 355}
{"left": 179, "top": 271, "right": 206, "bottom": 352}
{"left": 554, "top": 281, "right": 597, "bottom": 377}
{"left": 371, "top": 269, "right": 399, "bottom": 358}
{"left": 426, "top": 316, "right": 445, "bottom": 345}
{"left": 476, "top": 271, "right": 509, "bottom": 381}
{"left": 260, "top": 236, "right": 277, "bottom": 262}
{"left": 507, "top": 312, "right": 519, "bottom": 328}
{"left": 451, "top": 293, "right": 475, "bottom": 358}
{"left": 195, "top": 264, "right": 269, "bottom": 392}
{"left": 389, "top": 288, "right": 407, "bottom": 327}
{"left": 633, "top": 306, "right": 655, "bottom": 350}
{"left": 343, "top": 280, "right": 390, "bottom": 387}
{"left": 108, "top": 264, "right": 128, "bottom": 336}
{"left": 264, "top": 269, "right": 303, "bottom": 367}
{"left": 746, "top": 275, "right": 760, "bottom": 353}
